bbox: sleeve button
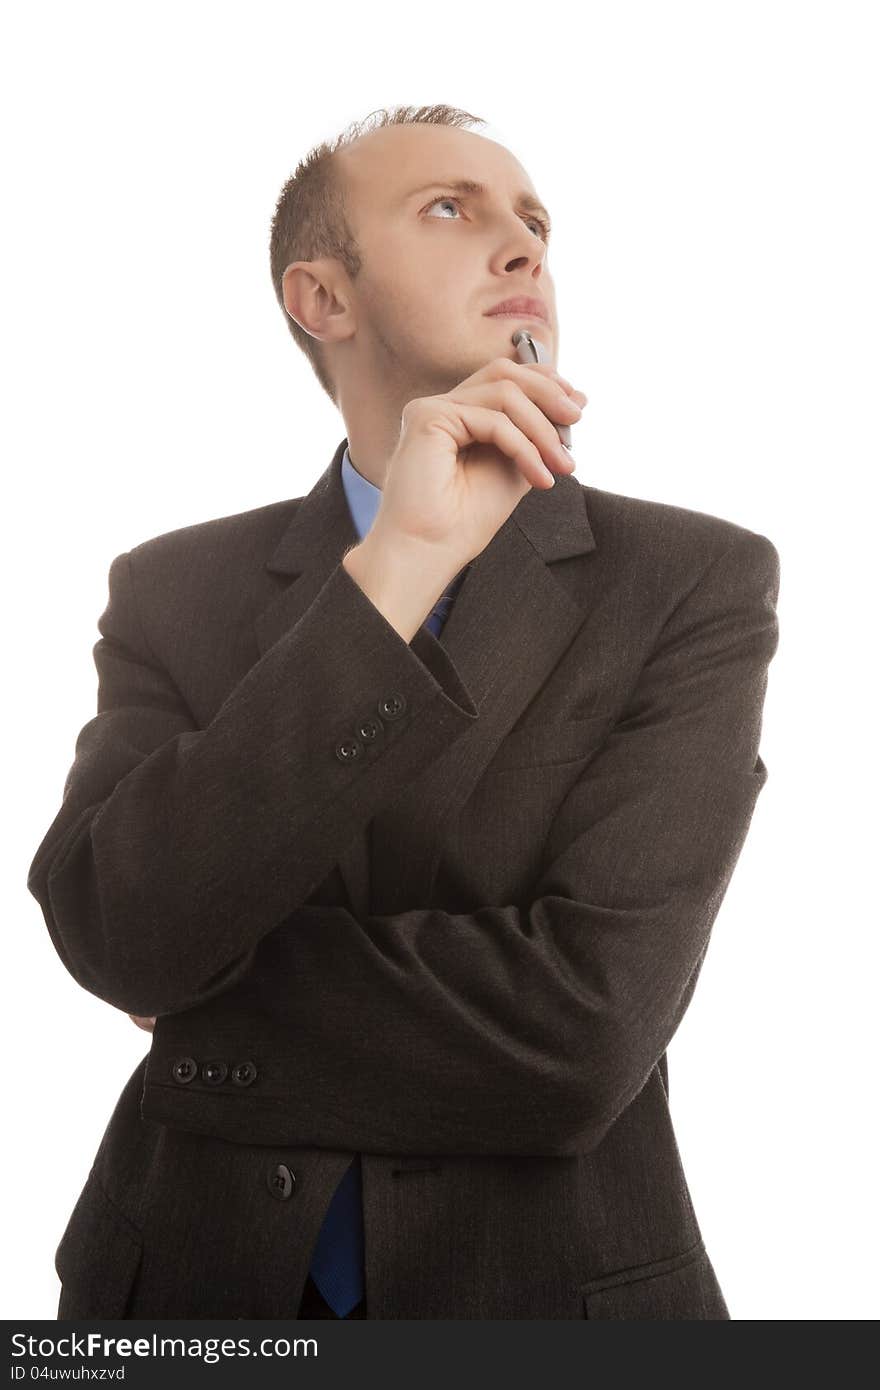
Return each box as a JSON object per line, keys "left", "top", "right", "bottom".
{"left": 171, "top": 1056, "right": 197, "bottom": 1084}
{"left": 357, "top": 716, "right": 383, "bottom": 742}
{"left": 378, "top": 692, "right": 407, "bottom": 719}
{"left": 231, "top": 1060, "right": 258, "bottom": 1086}
{"left": 335, "top": 737, "right": 362, "bottom": 762}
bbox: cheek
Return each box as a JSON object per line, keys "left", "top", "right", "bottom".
{"left": 361, "top": 263, "right": 432, "bottom": 337}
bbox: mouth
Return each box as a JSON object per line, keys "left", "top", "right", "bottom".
{"left": 485, "top": 296, "right": 549, "bottom": 324}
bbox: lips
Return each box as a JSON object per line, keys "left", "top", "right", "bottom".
{"left": 485, "top": 296, "right": 549, "bottom": 323}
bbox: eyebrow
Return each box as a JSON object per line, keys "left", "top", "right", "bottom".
{"left": 403, "top": 178, "right": 552, "bottom": 229}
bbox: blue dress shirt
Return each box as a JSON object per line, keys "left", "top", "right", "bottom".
{"left": 341, "top": 444, "right": 382, "bottom": 540}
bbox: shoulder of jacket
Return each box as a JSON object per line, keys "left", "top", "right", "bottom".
{"left": 578, "top": 479, "right": 778, "bottom": 576}
{"left": 122, "top": 496, "right": 301, "bottom": 574}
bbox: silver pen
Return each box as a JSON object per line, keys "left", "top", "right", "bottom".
{"left": 511, "top": 329, "right": 572, "bottom": 451}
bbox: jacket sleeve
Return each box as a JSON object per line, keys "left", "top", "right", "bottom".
{"left": 26, "top": 548, "right": 479, "bottom": 1016}
{"left": 146, "top": 529, "right": 780, "bottom": 1157}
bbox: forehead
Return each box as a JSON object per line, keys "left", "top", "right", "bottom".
{"left": 337, "top": 124, "right": 537, "bottom": 211}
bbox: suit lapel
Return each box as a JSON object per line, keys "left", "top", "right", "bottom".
{"left": 254, "top": 438, "right": 360, "bottom": 658}
{"left": 253, "top": 436, "right": 597, "bottom": 915}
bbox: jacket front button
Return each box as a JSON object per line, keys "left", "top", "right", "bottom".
{"left": 231, "top": 1060, "right": 257, "bottom": 1086}
{"left": 171, "top": 1056, "right": 197, "bottom": 1084}
{"left": 378, "top": 692, "right": 407, "bottom": 719}
{"left": 267, "top": 1163, "right": 296, "bottom": 1200}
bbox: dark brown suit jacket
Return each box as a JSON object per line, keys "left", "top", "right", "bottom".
{"left": 27, "top": 437, "right": 780, "bottom": 1319}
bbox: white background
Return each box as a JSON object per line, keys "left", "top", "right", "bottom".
{"left": 3, "top": 0, "right": 877, "bottom": 1321}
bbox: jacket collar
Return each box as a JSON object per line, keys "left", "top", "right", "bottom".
{"left": 264, "top": 435, "right": 595, "bottom": 574}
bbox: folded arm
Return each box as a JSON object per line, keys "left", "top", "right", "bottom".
{"left": 147, "top": 530, "right": 780, "bottom": 1156}
{"left": 27, "top": 548, "right": 478, "bottom": 1016}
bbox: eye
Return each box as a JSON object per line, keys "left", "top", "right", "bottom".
{"left": 424, "top": 196, "right": 462, "bottom": 220}
{"left": 423, "top": 195, "right": 551, "bottom": 243}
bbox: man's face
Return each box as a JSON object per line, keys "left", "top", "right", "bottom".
{"left": 335, "top": 124, "right": 559, "bottom": 396}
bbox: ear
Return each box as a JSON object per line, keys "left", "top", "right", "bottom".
{"left": 282, "top": 259, "right": 350, "bottom": 342}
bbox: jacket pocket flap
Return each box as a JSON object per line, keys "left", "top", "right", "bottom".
{"left": 580, "top": 1238, "right": 729, "bottom": 1319}
{"left": 484, "top": 713, "right": 617, "bottom": 775}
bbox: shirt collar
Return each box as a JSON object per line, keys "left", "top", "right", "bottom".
{"left": 341, "top": 444, "right": 382, "bottom": 541}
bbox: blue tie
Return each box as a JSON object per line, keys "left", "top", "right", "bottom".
{"left": 306, "top": 567, "right": 468, "bottom": 1316}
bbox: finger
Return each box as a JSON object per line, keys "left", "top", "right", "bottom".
{"left": 463, "top": 379, "right": 579, "bottom": 476}
{"left": 506, "top": 366, "right": 586, "bottom": 423}
{"left": 453, "top": 401, "right": 558, "bottom": 489}
{"left": 490, "top": 356, "right": 587, "bottom": 404}
{"left": 469, "top": 365, "right": 584, "bottom": 436}
{"left": 128, "top": 1014, "right": 156, "bottom": 1032}
{"left": 473, "top": 357, "right": 572, "bottom": 397}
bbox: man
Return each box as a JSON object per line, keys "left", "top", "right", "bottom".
{"left": 27, "top": 106, "right": 780, "bottom": 1320}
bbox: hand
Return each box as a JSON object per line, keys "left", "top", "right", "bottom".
{"left": 372, "top": 358, "right": 588, "bottom": 569}
{"left": 129, "top": 1014, "right": 156, "bottom": 1032}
